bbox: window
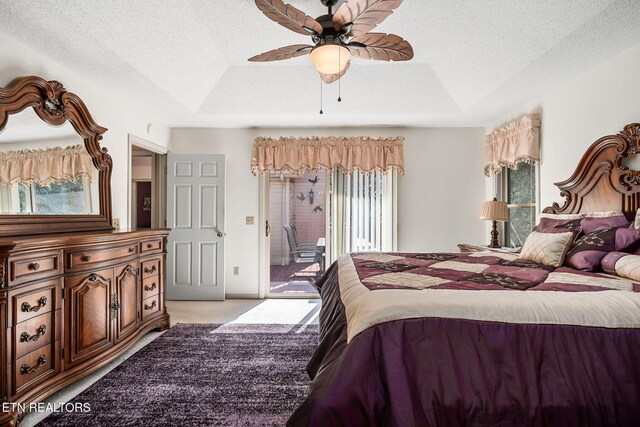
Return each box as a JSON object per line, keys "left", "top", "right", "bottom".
{"left": 1, "top": 176, "right": 96, "bottom": 215}
{"left": 502, "top": 162, "right": 536, "bottom": 247}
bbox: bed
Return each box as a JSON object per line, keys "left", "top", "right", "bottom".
{"left": 287, "top": 123, "right": 640, "bottom": 427}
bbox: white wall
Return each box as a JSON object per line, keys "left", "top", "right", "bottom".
{"left": 0, "top": 34, "right": 171, "bottom": 227}
{"left": 487, "top": 42, "right": 640, "bottom": 211}
{"left": 171, "top": 127, "right": 485, "bottom": 297}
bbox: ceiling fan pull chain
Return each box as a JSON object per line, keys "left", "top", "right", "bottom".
{"left": 338, "top": 48, "right": 342, "bottom": 102}
{"left": 320, "top": 77, "right": 324, "bottom": 115}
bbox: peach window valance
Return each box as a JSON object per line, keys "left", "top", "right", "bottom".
{"left": 251, "top": 136, "right": 404, "bottom": 175}
{"left": 484, "top": 113, "right": 541, "bottom": 176}
{"left": 0, "top": 145, "right": 95, "bottom": 186}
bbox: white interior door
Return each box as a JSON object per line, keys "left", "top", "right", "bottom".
{"left": 167, "top": 154, "right": 225, "bottom": 300}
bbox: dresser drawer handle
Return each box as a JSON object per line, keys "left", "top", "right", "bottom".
{"left": 29, "top": 262, "right": 40, "bottom": 271}
{"left": 147, "top": 243, "right": 154, "bottom": 249}
{"left": 20, "top": 355, "right": 46, "bottom": 375}
{"left": 144, "top": 265, "right": 157, "bottom": 274}
{"left": 129, "top": 247, "right": 135, "bottom": 253}
{"left": 82, "top": 255, "right": 92, "bottom": 262}
{"left": 144, "top": 300, "right": 157, "bottom": 311}
{"left": 21, "top": 296, "right": 47, "bottom": 313}
{"left": 144, "top": 282, "right": 157, "bottom": 292}
{"left": 20, "top": 325, "right": 47, "bottom": 342}
{"left": 110, "top": 294, "right": 120, "bottom": 321}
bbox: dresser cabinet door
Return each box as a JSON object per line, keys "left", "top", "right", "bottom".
{"left": 65, "top": 269, "right": 114, "bottom": 367}
{"left": 114, "top": 264, "right": 140, "bottom": 343}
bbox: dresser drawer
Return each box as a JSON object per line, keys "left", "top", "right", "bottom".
{"left": 9, "top": 251, "right": 62, "bottom": 285}
{"left": 66, "top": 243, "right": 138, "bottom": 271}
{"left": 14, "top": 312, "right": 54, "bottom": 360}
{"left": 13, "top": 282, "right": 59, "bottom": 325}
{"left": 142, "top": 294, "right": 162, "bottom": 321}
{"left": 142, "top": 275, "right": 160, "bottom": 299}
{"left": 141, "top": 259, "right": 161, "bottom": 279}
{"left": 140, "top": 238, "right": 163, "bottom": 254}
{"left": 13, "top": 344, "right": 57, "bottom": 395}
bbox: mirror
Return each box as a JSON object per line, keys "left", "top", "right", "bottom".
{"left": 0, "top": 76, "right": 112, "bottom": 237}
{"left": 0, "top": 108, "right": 100, "bottom": 215}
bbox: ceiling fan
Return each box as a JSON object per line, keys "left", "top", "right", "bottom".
{"left": 248, "top": 0, "right": 414, "bottom": 84}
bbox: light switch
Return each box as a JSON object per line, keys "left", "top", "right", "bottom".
{"left": 246, "top": 216, "right": 255, "bottom": 225}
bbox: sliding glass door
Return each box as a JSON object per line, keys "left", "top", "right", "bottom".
{"left": 267, "top": 171, "right": 326, "bottom": 296}
{"left": 262, "top": 169, "right": 397, "bottom": 298}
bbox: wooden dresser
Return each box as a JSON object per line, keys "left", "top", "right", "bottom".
{"left": 0, "top": 77, "right": 172, "bottom": 425}
{"left": 0, "top": 229, "right": 170, "bottom": 426}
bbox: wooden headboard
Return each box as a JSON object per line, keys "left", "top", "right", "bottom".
{"left": 543, "top": 123, "right": 640, "bottom": 215}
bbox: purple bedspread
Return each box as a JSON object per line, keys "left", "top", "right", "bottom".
{"left": 287, "top": 253, "right": 640, "bottom": 427}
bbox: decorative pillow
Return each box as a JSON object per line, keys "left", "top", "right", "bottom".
{"left": 584, "top": 210, "right": 625, "bottom": 218}
{"left": 564, "top": 227, "right": 617, "bottom": 271}
{"left": 631, "top": 209, "right": 640, "bottom": 230}
{"left": 580, "top": 215, "right": 629, "bottom": 234}
{"left": 539, "top": 213, "right": 585, "bottom": 220}
{"left": 538, "top": 226, "right": 583, "bottom": 236}
{"left": 614, "top": 228, "right": 640, "bottom": 252}
{"left": 519, "top": 231, "right": 576, "bottom": 267}
{"left": 601, "top": 251, "right": 629, "bottom": 274}
{"left": 601, "top": 252, "right": 640, "bottom": 281}
{"left": 534, "top": 217, "right": 582, "bottom": 232}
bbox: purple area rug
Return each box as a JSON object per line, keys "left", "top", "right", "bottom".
{"left": 38, "top": 323, "right": 318, "bottom": 426}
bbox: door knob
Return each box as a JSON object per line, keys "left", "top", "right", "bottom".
{"left": 217, "top": 231, "right": 226, "bottom": 238}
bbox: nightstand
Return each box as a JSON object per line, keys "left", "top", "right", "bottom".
{"left": 457, "top": 243, "right": 516, "bottom": 253}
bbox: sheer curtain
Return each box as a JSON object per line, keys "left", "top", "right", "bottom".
{"left": 328, "top": 170, "right": 397, "bottom": 263}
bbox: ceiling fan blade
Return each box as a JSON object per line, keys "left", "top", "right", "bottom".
{"left": 321, "top": 60, "right": 351, "bottom": 84}
{"left": 333, "top": 0, "right": 403, "bottom": 36}
{"left": 255, "top": 0, "right": 323, "bottom": 36}
{"left": 348, "top": 33, "right": 413, "bottom": 61}
{"left": 248, "top": 44, "right": 313, "bottom": 62}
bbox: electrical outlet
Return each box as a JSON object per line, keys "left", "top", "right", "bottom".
{"left": 246, "top": 216, "right": 255, "bottom": 225}
{"left": 233, "top": 267, "right": 240, "bottom": 275}
{"left": 113, "top": 218, "right": 121, "bottom": 229}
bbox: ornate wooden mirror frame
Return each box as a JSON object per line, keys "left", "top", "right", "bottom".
{"left": 0, "top": 76, "right": 113, "bottom": 236}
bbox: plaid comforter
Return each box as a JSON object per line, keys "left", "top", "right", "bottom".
{"left": 352, "top": 251, "right": 640, "bottom": 292}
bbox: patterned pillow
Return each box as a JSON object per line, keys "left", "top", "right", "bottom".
{"left": 519, "top": 231, "right": 576, "bottom": 267}
{"left": 601, "top": 252, "right": 640, "bottom": 281}
{"left": 580, "top": 215, "right": 629, "bottom": 234}
{"left": 534, "top": 217, "right": 582, "bottom": 232}
{"left": 564, "top": 227, "right": 617, "bottom": 271}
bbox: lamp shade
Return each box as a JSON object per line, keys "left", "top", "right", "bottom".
{"left": 310, "top": 44, "right": 351, "bottom": 75}
{"left": 479, "top": 199, "right": 508, "bottom": 221}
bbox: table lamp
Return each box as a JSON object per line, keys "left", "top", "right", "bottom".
{"left": 480, "top": 198, "right": 509, "bottom": 248}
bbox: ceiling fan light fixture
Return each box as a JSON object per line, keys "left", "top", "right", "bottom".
{"left": 310, "top": 43, "right": 351, "bottom": 75}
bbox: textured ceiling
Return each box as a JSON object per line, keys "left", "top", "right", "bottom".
{"left": 0, "top": 0, "right": 639, "bottom": 128}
